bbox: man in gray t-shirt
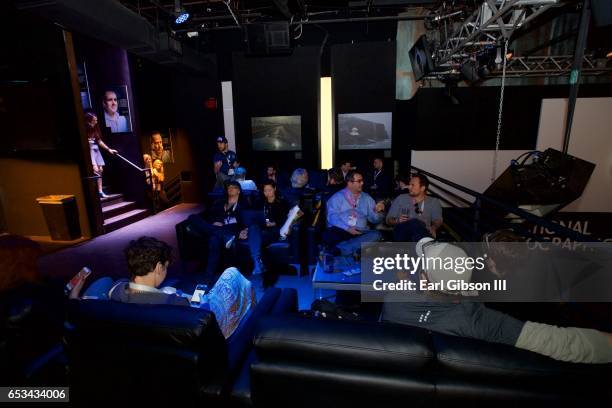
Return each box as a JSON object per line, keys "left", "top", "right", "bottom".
{"left": 386, "top": 173, "right": 443, "bottom": 239}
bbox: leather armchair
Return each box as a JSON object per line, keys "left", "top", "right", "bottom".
{"left": 64, "top": 288, "right": 298, "bottom": 406}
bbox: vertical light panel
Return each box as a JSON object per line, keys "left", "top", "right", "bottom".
{"left": 221, "top": 81, "right": 236, "bottom": 152}
{"left": 320, "top": 77, "right": 333, "bottom": 169}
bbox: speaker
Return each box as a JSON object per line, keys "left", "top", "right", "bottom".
{"left": 245, "top": 22, "right": 291, "bottom": 56}
{"left": 592, "top": 0, "right": 612, "bottom": 28}
{"left": 483, "top": 149, "right": 595, "bottom": 216}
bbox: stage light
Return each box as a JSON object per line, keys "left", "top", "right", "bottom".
{"left": 607, "top": 51, "right": 612, "bottom": 59}
{"left": 506, "top": 51, "right": 513, "bottom": 60}
{"left": 175, "top": 12, "right": 190, "bottom": 25}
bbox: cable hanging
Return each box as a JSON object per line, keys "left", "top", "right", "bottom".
{"left": 491, "top": 39, "right": 509, "bottom": 183}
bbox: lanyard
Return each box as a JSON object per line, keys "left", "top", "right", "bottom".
{"left": 343, "top": 190, "right": 359, "bottom": 217}
{"left": 225, "top": 201, "right": 238, "bottom": 224}
{"left": 373, "top": 169, "right": 381, "bottom": 181}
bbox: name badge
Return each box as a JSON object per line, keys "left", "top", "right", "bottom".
{"left": 347, "top": 215, "right": 357, "bottom": 227}
{"left": 227, "top": 168, "right": 235, "bottom": 176}
{"left": 225, "top": 217, "right": 237, "bottom": 225}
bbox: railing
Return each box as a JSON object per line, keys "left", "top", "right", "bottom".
{"left": 411, "top": 165, "right": 593, "bottom": 242}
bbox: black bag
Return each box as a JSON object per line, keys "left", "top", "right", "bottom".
{"left": 309, "top": 299, "right": 360, "bottom": 321}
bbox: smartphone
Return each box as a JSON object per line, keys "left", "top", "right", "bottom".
{"left": 191, "top": 284, "right": 209, "bottom": 305}
{"left": 65, "top": 267, "right": 92, "bottom": 293}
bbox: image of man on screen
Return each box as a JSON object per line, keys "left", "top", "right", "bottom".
{"left": 151, "top": 132, "right": 171, "bottom": 163}
{"left": 103, "top": 90, "right": 129, "bottom": 133}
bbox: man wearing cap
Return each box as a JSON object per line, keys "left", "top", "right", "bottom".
{"left": 381, "top": 235, "right": 612, "bottom": 364}
{"left": 387, "top": 173, "right": 442, "bottom": 239}
{"left": 213, "top": 136, "right": 239, "bottom": 189}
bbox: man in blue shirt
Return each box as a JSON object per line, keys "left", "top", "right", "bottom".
{"left": 324, "top": 170, "right": 386, "bottom": 255}
{"left": 213, "top": 136, "right": 238, "bottom": 189}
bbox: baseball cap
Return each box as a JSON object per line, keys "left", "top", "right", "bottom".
{"left": 216, "top": 136, "right": 228, "bottom": 143}
{"left": 415, "top": 237, "right": 477, "bottom": 296}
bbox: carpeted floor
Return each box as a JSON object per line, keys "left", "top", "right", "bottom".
{"left": 38, "top": 203, "right": 204, "bottom": 290}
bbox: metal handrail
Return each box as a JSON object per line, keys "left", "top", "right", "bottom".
{"left": 411, "top": 165, "right": 593, "bottom": 242}
{"left": 115, "top": 153, "right": 149, "bottom": 172}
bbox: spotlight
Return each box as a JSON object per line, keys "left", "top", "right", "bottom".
{"left": 175, "top": 12, "right": 190, "bottom": 25}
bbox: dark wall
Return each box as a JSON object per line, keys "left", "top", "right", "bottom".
{"left": 0, "top": 5, "right": 79, "bottom": 158}
{"left": 232, "top": 47, "right": 321, "bottom": 174}
{"left": 332, "top": 41, "right": 396, "bottom": 173}
{"left": 131, "top": 56, "right": 223, "bottom": 194}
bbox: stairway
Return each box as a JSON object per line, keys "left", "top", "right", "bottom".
{"left": 101, "top": 194, "right": 150, "bottom": 233}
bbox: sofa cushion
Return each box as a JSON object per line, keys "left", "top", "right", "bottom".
{"left": 255, "top": 316, "right": 434, "bottom": 374}
{"left": 432, "top": 332, "right": 612, "bottom": 385}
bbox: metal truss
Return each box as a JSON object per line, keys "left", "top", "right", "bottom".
{"left": 436, "top": 0, "right": 562, "bottom": 65}
{"left": 490, "top": 54, "right": 612, "bottom": 77}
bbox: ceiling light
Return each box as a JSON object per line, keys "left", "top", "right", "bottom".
{"left": 175, "top": 12, "right": 190, "bottom": 25}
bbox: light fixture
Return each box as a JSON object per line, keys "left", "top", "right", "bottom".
{"left": 174, "top": 0, "right": 190, "bottom": 25}
{"left": 186, "top": 31, "right": 199, "bottom": 38}
{"left": 175, "top": 12, "right": 190, "bottom": 25}
{"left": 607, "top": 51, "right": 612, "bottom": 59}
{"left": 506, "top": 51, "right": 513, "bottom": 60}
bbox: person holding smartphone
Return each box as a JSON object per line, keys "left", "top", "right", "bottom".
{"left": 99, "top": 237, "right": 255, "bottom": 339}
{"left": 386, "top": 173, "right": 443, "bottom": 240}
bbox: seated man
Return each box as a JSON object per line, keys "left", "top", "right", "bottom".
{"left": 282, "top": 168, "right": 312, "bottom": 207}
{"left": 382, "top": 231, "right": 612, "bottom": 364}
{"left": 88, "top": 236, "right": 255, "bottom": 339}
{"left": 323, "top": 170, "right": 385, "bottom": 255}
{"left": 366, "top": 157, "right": 392, "bottom": 194}
{"left": 186, "top": 181, "right": 250, "bottom": 279}
{"left": 324, "top": 168, "right": 346, "bottom": 197}
{"left": 233, "top": 167, "right": 257, "bottom": 191}
{"left": 386, "top": 173, "right": 443, "bottom": 239}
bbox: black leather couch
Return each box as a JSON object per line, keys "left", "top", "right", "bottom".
{"left": 63, "top": 288, "right": 297, "bottom": 406}
{"left": 242, "top": 315, "right": 612, "bottom": 407}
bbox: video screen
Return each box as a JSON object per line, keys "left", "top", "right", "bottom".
{"left": 251, "top": 115, "right": 302, "bottom": 151}
{"left": 338, "top": 112, "right": 392, "bottom": 150}
{"left": 409, "top": 35, "right": 435, "bottom": 81}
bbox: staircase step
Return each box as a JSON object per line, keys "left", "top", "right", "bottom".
{"left": 103, "top": 208, "right": 150, "bottom": 233}
{"left": 102, "top": 200, "right": 137, "bottom": 220}
{"left": 101, "top": 193, "right": 124, "bottom": 208}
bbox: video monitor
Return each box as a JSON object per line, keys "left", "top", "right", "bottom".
{"left": 251, "top": 115, "right": 302, "bottom": 151}
{"left": 409, "top": 34, "right": 435, "bottom": 81}
{"left": 337, "top": 112, "right": 392, "bottom": 150}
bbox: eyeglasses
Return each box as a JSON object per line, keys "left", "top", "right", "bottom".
{"left": 349, "top": 179, "right": 364, "bottom": 183}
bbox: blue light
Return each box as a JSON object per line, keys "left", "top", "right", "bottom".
{"left": 175, "top": 12, "right": 190, "bottom": 25}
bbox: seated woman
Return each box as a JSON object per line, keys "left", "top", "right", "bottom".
{"left": 242, "top": 180, "right": 289, "bottom": 278}
{"left": 186, "top": 180, "right": 250, "bottom": 279}
{"left": 89, "top": 236, "right": 255, "bottom": 339}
